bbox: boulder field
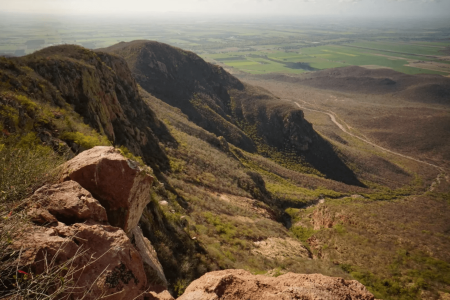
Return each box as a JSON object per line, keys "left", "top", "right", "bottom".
{"left": 13, "top": 146, "right": 377, "bottom": 300}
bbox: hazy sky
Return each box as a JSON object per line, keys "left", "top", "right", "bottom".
{"left": 1, "top": 0, "right": 450, "bottom": 17}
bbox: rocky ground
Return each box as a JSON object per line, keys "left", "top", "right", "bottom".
{"left": 4, "top": 146, "right": 377, "bottom": 300}
{"left": 1, "top": 42, "right": 449, "bottom": 300}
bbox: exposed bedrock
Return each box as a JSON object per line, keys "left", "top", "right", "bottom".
{"left": 178, "top": 269, "right": 377, "bottom": 300}
{"left": 60, "top": 146, "right": 153, "bottom": 232}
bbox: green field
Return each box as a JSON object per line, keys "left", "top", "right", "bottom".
{"left": 1, "top": 16, "right": 449, "bottom": 75}
{"left": 348, "top": 41, "right": 445, "bottom": 56}
{"left": 204, "top": 43, "right": 450, "bottom": 75}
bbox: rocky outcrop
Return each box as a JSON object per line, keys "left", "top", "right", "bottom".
{"left": 61, "top": 146, "right": 153, "bottom": 232}
{"left": 16, "top": 223, "right": 148, "bottom": 300}
{"left": 12, "top": 147, "right": 168, "bottom": 299}
{"left": 100, "top": 41, "right": 255, "bottom": 153}
{"left": 142, "top": 290, "right": 175, "bottom": 300}
{"left": 27, "top": 180, "right": 108, "bottom": 225}
{"left": 17, "top": 45, "right": 174, "bottom": 171}
{"left": 177, "top": 269, "right": 376, "bottom": 300}
{"left": 128, "top": 226, "right": 168, "bottom": 288}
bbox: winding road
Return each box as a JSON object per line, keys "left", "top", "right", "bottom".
{"left": 291, "top": 100, "right": 448, "bottom": 190}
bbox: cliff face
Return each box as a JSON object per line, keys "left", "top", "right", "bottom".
{"left": 100, "top": 41, "right": 255, "bottom": 152}
{"left": 100, "top": 41, "right": 360, "bottom": 184}
{"left": 14, "top": 45, "right": 174, "bottom": 170}
{"left": 229, "top": 84, "right": 317, "bottom": 152}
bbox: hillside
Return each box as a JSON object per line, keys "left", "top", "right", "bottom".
{"left": 1, "top": 43, "right": 450, "bottom": 300}
{"left": 256, "top": 66, "right": 450, "bottom": 106}
{"left": 1, "top": 45, "right": 174, "bottom": 171}
{"left": 101, "top": 40, "right": 361, "bottom": 185}
{"left": 240, "top": 67, "right": 450, "bottom": 170}
{"left": 98, "top": 40, "right": 254, "bottom": 152}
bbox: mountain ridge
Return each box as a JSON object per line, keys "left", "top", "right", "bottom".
{"left": 101, "top": 40, "right": 362, "bottom": 185}
{"left": 1, "top": 41, "right": 449, "bottom": 300}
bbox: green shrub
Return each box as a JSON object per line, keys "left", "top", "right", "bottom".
{"left": 0, "top": 137, "right": 80, "bottom": 299}
{"left": 173, "top": 279, "right": 188, "bottom": 297}
{"left": 334, "top": 223, "right": 346, "bottom": 234}
{"left": 118, "top": 145, "right": 145, "bottom": 166}
{"left": 60, "top": 131, "right": 110, "bottom": 149}
{"left": 15, "top": 95, "right": 38, "bottom": 111}
{"left": 0, "top": 136, "right": 65, "bottom": 204}
{"left": 291, "top": 226, "right": 316, "bottom": 242}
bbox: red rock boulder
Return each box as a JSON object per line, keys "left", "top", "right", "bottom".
{"left": 177, "top": 269, "right": 376, "bottom": 300}
{"left": 27, "top": 180, "right": 108, "bottom": 225}
{"left": 141, "top": 290, "right": 175, "bottom": 300}
{"left": 16, "top": 223, "right": 148, "bottom": 300}
{"left": 60, "top": 146, "right": 153, "bottom": 232}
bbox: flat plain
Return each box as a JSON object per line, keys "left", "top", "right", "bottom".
{"left": 2, "top": 15, "right": 450, "bottom": 75}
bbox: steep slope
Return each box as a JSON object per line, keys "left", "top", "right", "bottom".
{"left": 101, "top": 41, "right": 361, "bottom": 186}
{"left": 99, "top": 40, "right": 255, "bottom": 152}
{"left": 2, "top": 43, "right": 450, "bottom": 300}
{"left": 138, "top": 71, "right": 450, "bottom": 300}
{"left": 0, "top": 48, "right": 216, "bottom": 295}
{"left": 10, "top": 45, "right": 174, "bottom": 171}
{"left": 242, "top": 68, "right": 450, "bottom": 170}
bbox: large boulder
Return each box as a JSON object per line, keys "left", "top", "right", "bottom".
{"left": 128, "top": 226, "right": 168, "bottom": 288}
{"left": 27, "top": 180, "right": 108, "bottom": 225}
{"left": 15, "top": 223, "right": 148, "bottom": 300}
{"left": 141, "top": 290, "right": 175, "bottom": 300}
{"left": 177, "top": 269, "right": 376, "bottom": 300}
{"left": 60, "top": 146, "right": 153, "bottom": 232}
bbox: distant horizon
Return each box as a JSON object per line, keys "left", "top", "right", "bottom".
{"left": 1, "top": 11, "right": 450, "bottom": 26}
{"left": 1, "top": 11, "right": 450, "bottom": 19}
{"left": 1, "top": 0, "right": 450, "bottom": 18}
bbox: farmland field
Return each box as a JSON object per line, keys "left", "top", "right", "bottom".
{"left": 205, "top": 43, "right": 450, "bottom": 75}
{"left": 1, "top": 14, "right": 449, "bottom": 75}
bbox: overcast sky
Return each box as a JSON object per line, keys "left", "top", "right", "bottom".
{"left": 1, "top": 0, "right": 450, "bottom": 18}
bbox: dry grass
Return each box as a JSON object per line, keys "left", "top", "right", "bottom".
{"left": 0, "top": 138, "right": 91, "bottom": 299}
{"left": 145, "top": 92, "right": 356, "bottom": 282}
{"left": 241, "top": 75, "right": 450, "bottom": 171}
{"left": 288, "top": 194, "right": 450, "bottom": 299}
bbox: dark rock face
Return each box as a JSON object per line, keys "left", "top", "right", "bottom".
{"left": 229, "top": 84, "right": 362, "bottom": 186}
{"left": 20, "top": 45, "right": 175, "bottom": 171}
{"left": 101, "top": 41, "right": 319, "bottom": 154}
{"left": 102, "top": 41, "right": 361, "bottom": 185}
{"left": 100, "top": 41, "right": 255, "bottom": 152}
{"left": 103, "top": 41, "right": 316, "bottom": 155}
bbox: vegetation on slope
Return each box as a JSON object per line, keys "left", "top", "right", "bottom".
{"left": 1, "top": 43, "right": 449, "bottom": 300}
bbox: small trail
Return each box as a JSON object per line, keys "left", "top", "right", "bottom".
{"left": 291, "top": 100, "right": 448, "bottom": 189}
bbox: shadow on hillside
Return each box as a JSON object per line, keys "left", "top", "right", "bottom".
{"left": 305, "top": 135, "right": 365, "bottom": 187}
{"left": 140, "top": 201, "right": 213, "bottom": 291}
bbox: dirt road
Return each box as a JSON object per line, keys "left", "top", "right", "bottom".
{"left": 292, "top": 100, "right": 448, "bottom": 189}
